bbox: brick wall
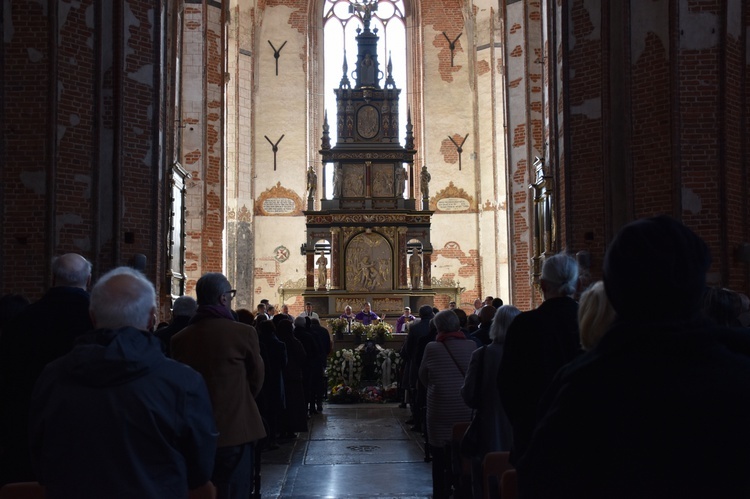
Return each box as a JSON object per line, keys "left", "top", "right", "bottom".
{"left": 557, "top": 0, "right": 749, "bottom": 295}
{"left": 1, "top": 1, "right": 170, "bottom": 311}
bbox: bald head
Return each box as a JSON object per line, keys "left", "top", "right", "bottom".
{"left": 52, "top": 253, "right": 92, "bottom": 289}
{"left": 90, "top": 267, "right": 156, "bottom": 331}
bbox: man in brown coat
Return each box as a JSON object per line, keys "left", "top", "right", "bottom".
{"left": 172, "top": 273, "right": 265, "bottom": 499}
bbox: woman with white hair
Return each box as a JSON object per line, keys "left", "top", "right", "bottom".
{"left": 461, "top": 305, "right": 521, "bottom": 498}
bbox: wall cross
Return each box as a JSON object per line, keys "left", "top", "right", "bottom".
{"left": 442, "top": 32, "right": 462, "bottom": 67}
{"left": 264, "top": 134, "right": 284, "bottom": 170}
{"left": 268, "top": 40, "right": 287, "bottom": 76}
{"left": 448, "top": 133, "right": 469, "bottom": 170}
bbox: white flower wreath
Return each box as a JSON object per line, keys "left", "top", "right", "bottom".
{"left": 374, "top": 348, "right": 402, "bottom": 385}
{"left": 327, "top": 348, "right": 363, "bottom": 387}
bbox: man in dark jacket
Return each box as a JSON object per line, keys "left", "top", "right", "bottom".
{"left": 498, "top": 252, "right": 581, "bottom": 464}
{"left": 518, "top": 216, "right": 750, "bottom": 498}
{"left": 29, "top": 266, "right": 217, "bottom": 498}
{"left": 0, "top": 253, "right": 93, "bottom": 485}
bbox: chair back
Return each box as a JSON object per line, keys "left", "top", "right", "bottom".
{"left": 0, "top": 482, "right": 45, "bottom": 499}
{"left": 451, "top": 421, "right": 473, "bottom": 497}
{"left": 500, "top": 469, "right": 518, "bottom": 499}
{"left": 482, "top": 451, "right": 512, "bottom": 499}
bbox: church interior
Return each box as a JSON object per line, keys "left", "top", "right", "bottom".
{"left": 1, "top": 0, "right": 748, "bottom": 317}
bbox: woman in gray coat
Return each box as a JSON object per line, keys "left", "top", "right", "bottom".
{"left": 419, "top": 310, "right": 476, "bottom": 499}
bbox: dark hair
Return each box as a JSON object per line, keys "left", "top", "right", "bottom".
{"left": 604, "top": 216, "right": 710, "bottom": 322}
{"left": 196, "top": 273, "right": 230, "bottom": 306}
{"left": 491, "top": 297, "right": 504, "bottom": 308}
{"left": 418, "top": 305, "right": 434, "bottom": 319}
{"left": 257, "top": 319, "right": 276, "bottom": 335}
{"left": 235, "top": 308, "right": 255, "bottom": 325}
{"left": 272, "top": 313, "right": 289, "bottom": 328}
{"left": 453, "top": 308, "right": 468, "bottom": 327}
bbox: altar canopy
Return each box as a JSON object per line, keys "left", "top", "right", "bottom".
{"left": 302, "top": 5, "right": 434, "bottom": 317}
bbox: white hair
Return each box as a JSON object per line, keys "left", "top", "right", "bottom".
{"left": 541, "top": 252, "right": 579, "bottom": 297}
{"left": 90, "top": 267, "right": 156, "bottom": 331}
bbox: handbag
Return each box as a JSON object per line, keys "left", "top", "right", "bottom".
{"left": 460, "top": 346, "right": 486, "bottom": 458}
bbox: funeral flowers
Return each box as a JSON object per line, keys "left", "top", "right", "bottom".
{"left": 327, "top": 348, "right": 363, "bottom": 388}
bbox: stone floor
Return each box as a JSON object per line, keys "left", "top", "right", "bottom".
{"left": 257, "top": 402, "right": 433, "bottom": 498}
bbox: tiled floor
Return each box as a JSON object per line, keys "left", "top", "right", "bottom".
{"left": 258, "top": 403, "right": 433, "bottom": 498}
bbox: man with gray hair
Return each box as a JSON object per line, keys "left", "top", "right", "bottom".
{"left": 0, "top": 253, "right": 94, "bottom": 485}
{"left": 497, "top": 252, "right": 582, "bottom": 465}
{"left": 29, "top": 267, "right": 218, "bottom": 498}
{"left": 172, "top": 272, "right": 266, "bottom": 499}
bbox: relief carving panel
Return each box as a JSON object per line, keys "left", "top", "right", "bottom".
{"left": 345, "top": 232, "right": 392, "bottom": 292}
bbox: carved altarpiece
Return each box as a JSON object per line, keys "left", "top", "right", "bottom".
{"left": 302, "top": 18, "right": 434, "bottom": 318}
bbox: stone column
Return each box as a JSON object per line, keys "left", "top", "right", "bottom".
{"left": 331, "top": 228, "right": 341, "bottom": 289}
{"left": 422, "top": 251, "right": 432, "bottom": 290}
{"left": 397, "top": 227, "right": 408, "bottom": 289}
{"left": 306, "top": 251, "right": 315, "bottom": 290}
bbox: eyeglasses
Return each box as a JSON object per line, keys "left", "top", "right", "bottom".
{"left": 224, "top": 289, "right": 237, "bottom": 298}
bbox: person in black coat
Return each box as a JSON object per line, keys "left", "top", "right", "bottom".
{"left": 0, "top": 253, "right": 93, "bottom": 485}
{"left": 309, "top": 318, "right": 332, "bottom": 413}
{"left": 400, "top": 305, "right": 434, "bottom": 430}
{"left": 518, "top": 216, "right": 750, "bottom": 498}
{"left": 293, "top": 316, "right": 320, "bottom": 415}
{"left": 155, "top": 295, "right": 197, "bottom": 357}
{"left": 254, "top": 320, "right": 287, "bottom": 449}
{"left": 497, "top": 252, "right": 581, "bottom": 465}
{"left": 275, "top": 319, "right": 308, "bottom": 437}
{"left": 470, "top": 305, "right": 495, "bottom": 346}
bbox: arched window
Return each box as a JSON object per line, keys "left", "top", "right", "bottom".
{"left": 322, "top": 1, "right": 407, "bottom": 196}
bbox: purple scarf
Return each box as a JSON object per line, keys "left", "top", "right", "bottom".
{"left": 189, "top": 304, "right": 236, "bottom": 324}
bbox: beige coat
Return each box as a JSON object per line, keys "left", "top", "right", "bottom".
{"left": 172, "top": 317, "right": 266, "bottom": 447}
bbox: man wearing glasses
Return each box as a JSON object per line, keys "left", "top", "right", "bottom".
{"left": 172, "top": 273, "right": 266, "bottom": 499}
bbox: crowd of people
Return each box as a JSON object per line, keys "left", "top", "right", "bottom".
{"left": 2, "top": 216, "right": 750, "bottom": 498}
{"left": 0, "top": 266, "right": 333, "bottom": 498}
{"left": 408, "top": 216, "right": 750, "bottom": 498}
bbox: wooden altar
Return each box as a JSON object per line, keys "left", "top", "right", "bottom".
{"left": 302, "top": 9, "right": 434, "bottom": 318}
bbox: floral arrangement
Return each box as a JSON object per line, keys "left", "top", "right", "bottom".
{"left": 329, "top": 383, "right": 360, "bottom": 403}
{"left": 326, "top": 348, "right": 363, "bottom": 388}
{"left": 358, "top": 382, "right": 400, "bottom": 403}
{"left": 374, "top": 348, "right": 402, "bottom": 385}
{"left": 368, "top": 321, "right": 394, "bottom": 340}
{"left": 360, "top": 385, "right": 385, "bottom": 403}
{"left": 327, "top": 318, "right": 349, "bottom": 336}
{"left": 350, "top": 321, "right": 367, "bottom": 336}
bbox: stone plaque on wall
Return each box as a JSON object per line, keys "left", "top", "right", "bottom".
{"left": 254, "top": 182, "right": 304, "bottom": 216}
{"left": 436, "top": 198, "right": 471, "bottom": 212}
{"left": 431, "top": 181, "right": 477, "bottom": 213}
